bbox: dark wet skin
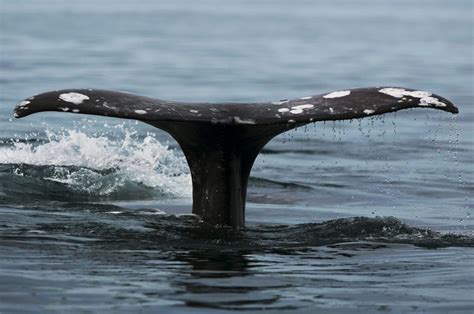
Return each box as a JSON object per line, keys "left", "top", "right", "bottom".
{"left": 13, "top": 87, "right": 458, "bottom": 226}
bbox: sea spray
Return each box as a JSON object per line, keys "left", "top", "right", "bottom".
{"left": 0, "top": 126, "right": 192, "bottom": 199}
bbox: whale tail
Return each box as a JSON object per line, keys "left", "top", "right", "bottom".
{"left": 13, "top": 87, "right": 458, "bottom": 226}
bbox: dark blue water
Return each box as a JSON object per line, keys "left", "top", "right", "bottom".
{"left": 1, "top": 0, "right": 473, "bottom": 312}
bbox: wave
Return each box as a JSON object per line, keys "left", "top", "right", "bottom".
{"left": 2, "top": 212, "right": 472, "bottom": 250}
{"left": 0, "top": 127, "right": 322, "bottom": 203}
{"left": 249, "top": 177, "right": 313, "bottom": 190}
{"left": 0, "top": 128, "right": 192, "bottom": 202}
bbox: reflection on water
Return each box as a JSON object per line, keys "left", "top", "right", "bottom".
{"left": 1, "top": 206, "right": 473, "bottom": 312}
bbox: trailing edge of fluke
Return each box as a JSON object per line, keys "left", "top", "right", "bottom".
{"left": 13, "top": 87, "right": 458, "bottom": 227}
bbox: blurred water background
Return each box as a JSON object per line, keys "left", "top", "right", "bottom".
{"left": 0, "top": 0, "right": 473, "bottom": 312}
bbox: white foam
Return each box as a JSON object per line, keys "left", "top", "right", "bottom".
{"left": 0, "top": 128, "right": 191, "bottom": 197}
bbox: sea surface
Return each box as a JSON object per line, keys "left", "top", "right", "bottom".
{"left": 0, "top": 0, "right": 473, "bottom": 313}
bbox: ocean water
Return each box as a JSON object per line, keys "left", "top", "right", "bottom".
{"left": 0, "top": 0, "right": 473, "bottom": 313}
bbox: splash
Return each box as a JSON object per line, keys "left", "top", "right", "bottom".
{"left": 0, "top": 127, "right": 192, "bottom": 200}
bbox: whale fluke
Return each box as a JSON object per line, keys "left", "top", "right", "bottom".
{"left": 13, "top": 87, "right": 458, "bottom": 227}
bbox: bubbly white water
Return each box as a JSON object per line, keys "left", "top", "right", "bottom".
{"left": 0, "top": 0, "right": 472, "bottom": 312}
{"left": 0, "top": 127, "right": 192, "bottom": 197}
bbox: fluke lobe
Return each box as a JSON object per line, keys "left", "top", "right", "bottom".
{"left": 13, "top": 87, "right": 458, "bottom": 227}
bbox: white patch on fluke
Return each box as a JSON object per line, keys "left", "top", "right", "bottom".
{"left": 234, "top": 116, "right": 256, "bottom": 125}
{"left": 408, "top": 91, "right": 432, "bottom": 98}
{"left": 378, "top": 88, "right": 431, "bottom": 99}
{"left": 300, "top": 96, "right": 312, "bottom": 100}
{"left": 272, "top": 100, "right": 289, "bottom": 105}
{"left": 290, "top": 109, "right": 303, "bottom": 114}
{"left": 72, "top": 109, "right": 80, "bottom": 113}
{"left": 134, "top": 110, "right": 147, "bottom": 115}
{"left": 189, "top": 109, "right": 199, "bottom": 114}
{"left": 278, "top": 108, "right": 290, "bottom": 113}
{"left": 378, "top": 88, "right": 447, "bottom": 108}
{"left": 291, "top": 104, "right": 314, "bottom": 110}
{"left": 59, "top": 92, "right": 89, "bottom": 105}
{"left": 419, "top": 96, "right": 447, "bottom": 107}
{"left": 103, "top": 102, "right": 117, "bottom": 110}
{"left": 18, "top": 100, "right": 30, "bottom": 108}
{"left": 329, "top": 107, "right": 334, "bottom": 113}
{"left": 323, "top": 90, "right": 351, "bottom": 98}
{"left": 363, "top": 109, "right": 375, "bottom": 115}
